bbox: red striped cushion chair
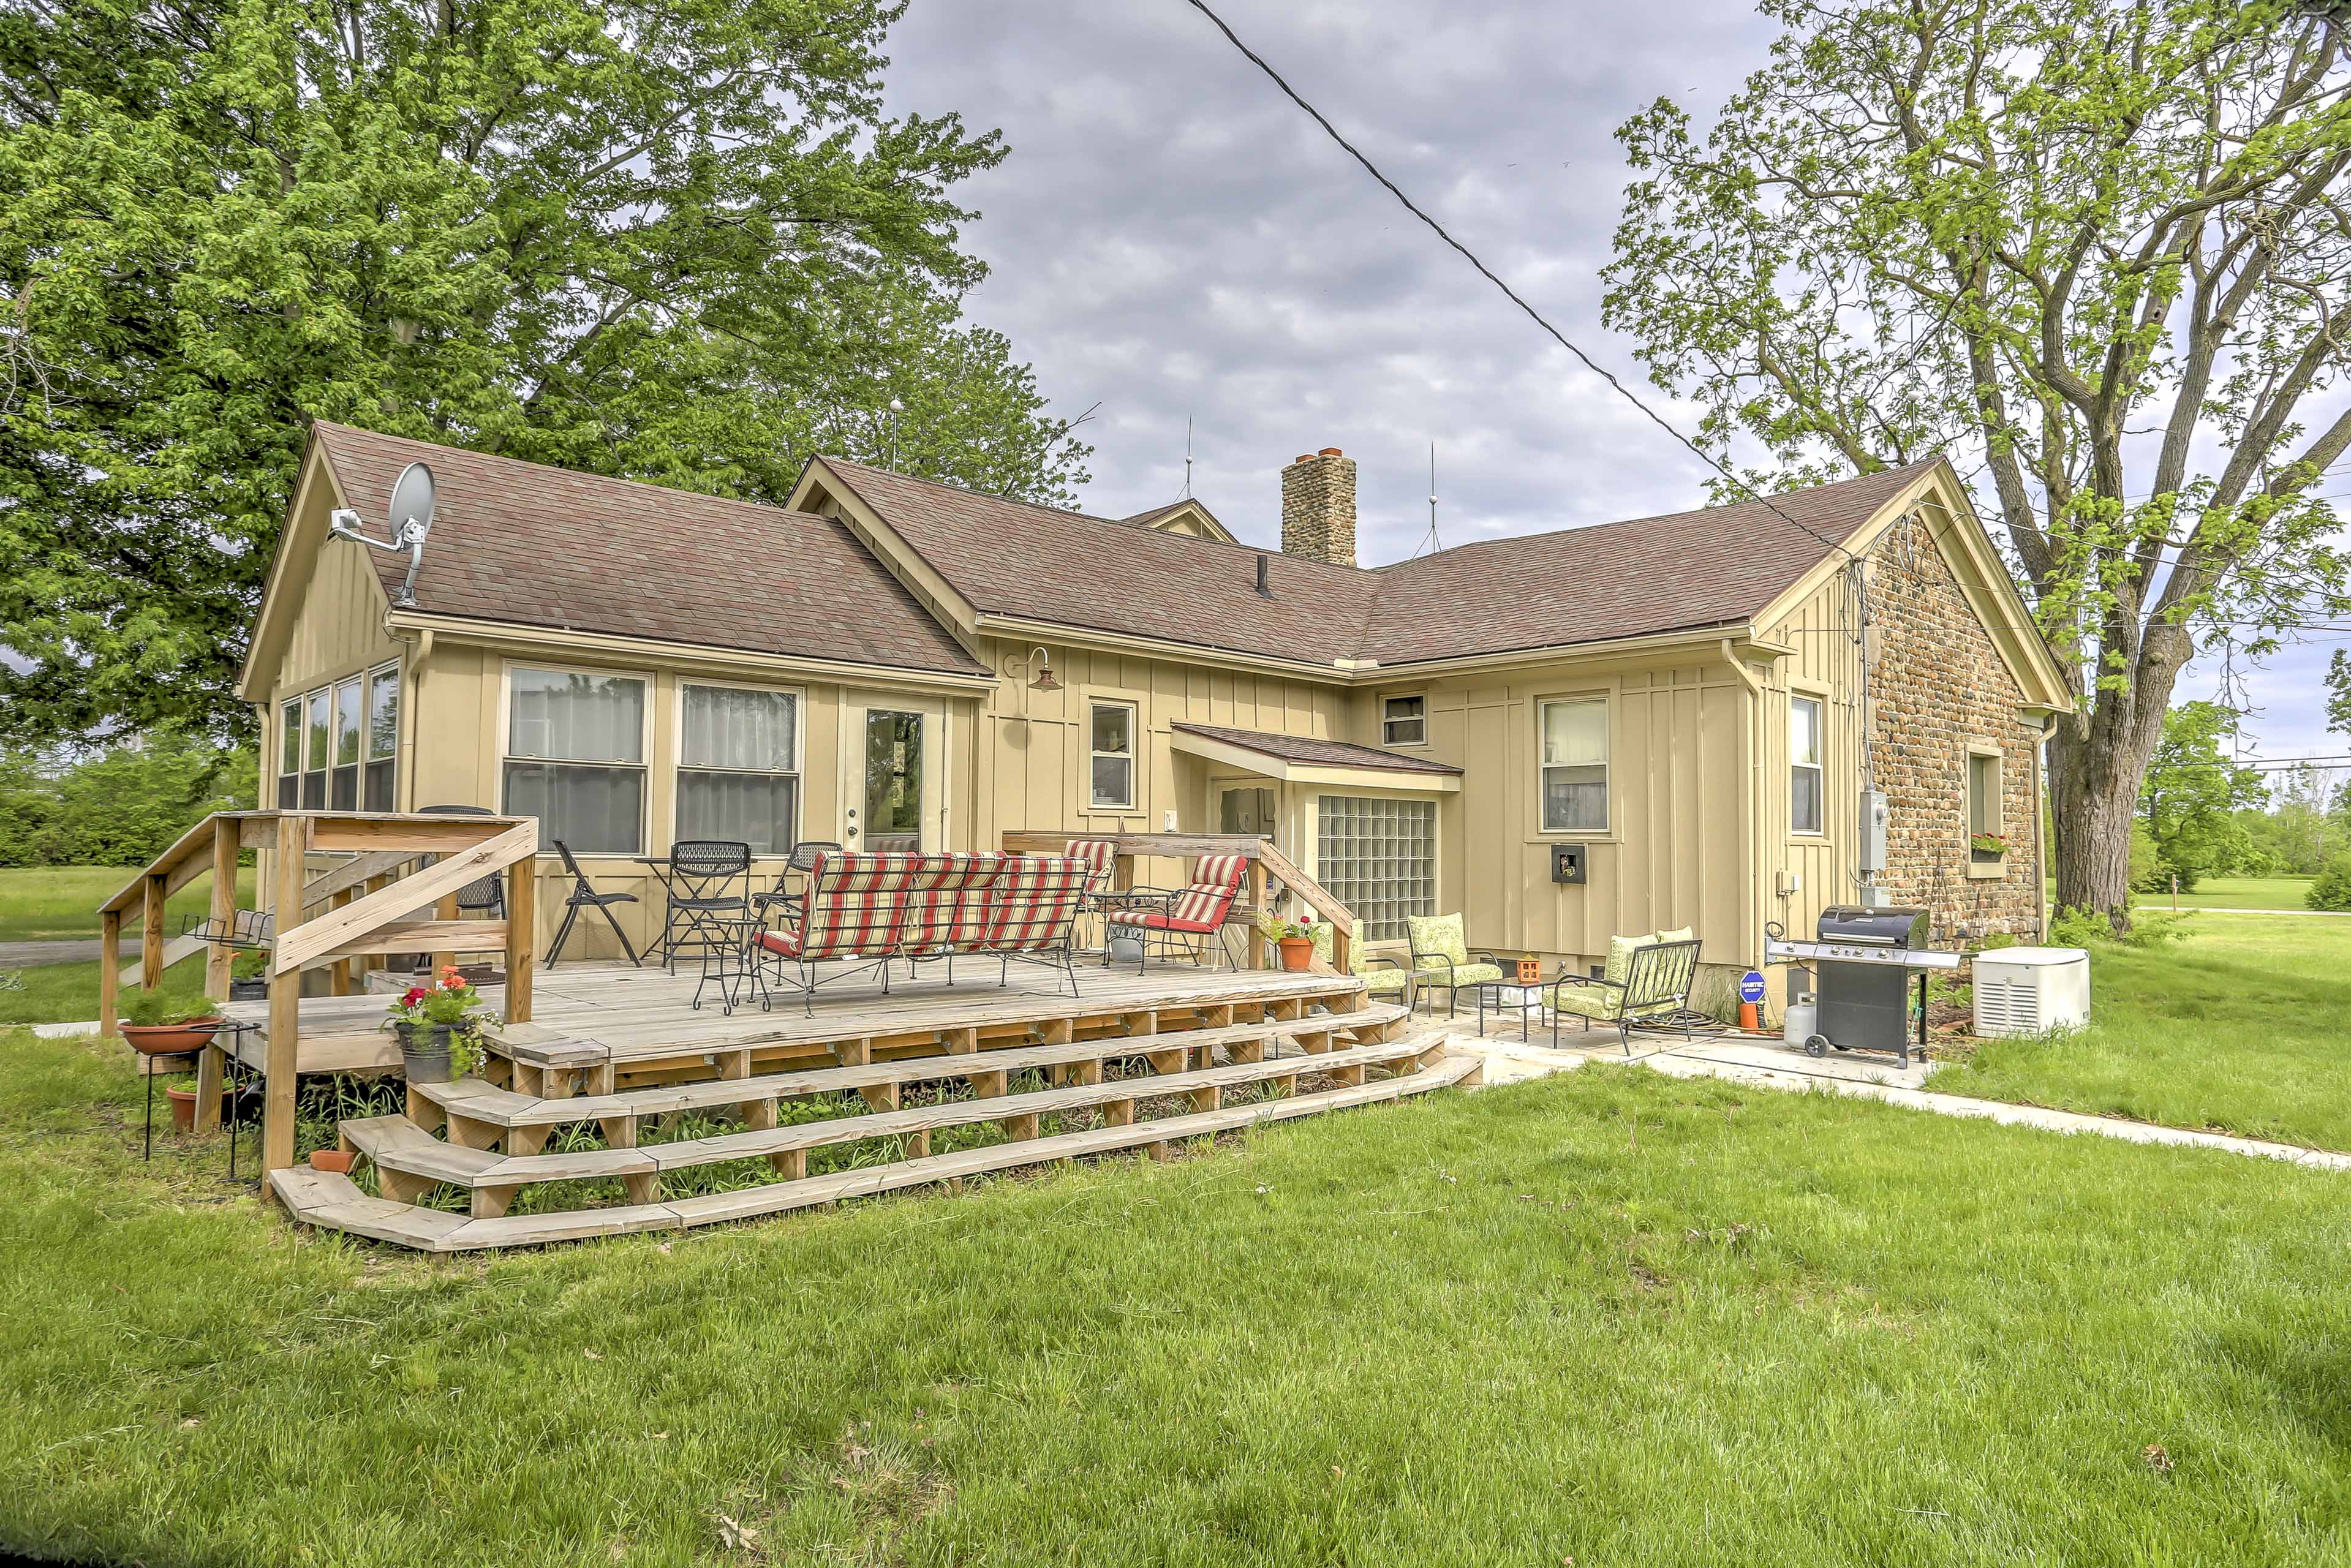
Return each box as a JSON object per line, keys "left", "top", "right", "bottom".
{"left": 981, "top": 855, "right": 1093, "bottom": 954}
{"left": 1064, "top": 838, "right": 1119, "bottom": 889}
{"left": 899, "top": 851, "right": 1008, "bottom": 957}
{"left": 1104, "top": 852, "right": 1250, "bottom": 935}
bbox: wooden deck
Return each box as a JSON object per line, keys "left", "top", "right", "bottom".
{"left": 219, "top": 960, "right": 1367, "bottom": 1083}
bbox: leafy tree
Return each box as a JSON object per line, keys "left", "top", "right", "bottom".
{"left": 2137, "top": 702, "right": 2264, "bottom": 890}
{"left": 0, "top": 0, "right": 1090, "bottom": 748}
{"left": 2311, "top": 851, "right": 2351, "bottom": 911}
{"left": 2329, "top": 650, "right": 2351, "bottom": 741}
{"left": 0, "top": 735, "right": 252, "bottom": 867}
{"left": 2243, "top": 761, "right": 2345, "bottom": 875}
{"left": 1604, "top": 0, "right": 2351, "bottom": 924}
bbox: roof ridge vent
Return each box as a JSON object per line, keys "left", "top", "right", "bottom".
{"left": 1255, "top": 552, "right": 1274, "bottom": 597}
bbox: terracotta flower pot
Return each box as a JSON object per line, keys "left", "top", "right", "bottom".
{"left": 121, "top": 1017, "right": 224, "bottom": 1055}
{"left": 1277, "top": 936, "right": 1315, "bottom": 973}
{"left": 308, "top": 1148, "right": 356, "bottom": 1175}
{"left": 165, "top": 1085, "right": 198, "bottom": 1133}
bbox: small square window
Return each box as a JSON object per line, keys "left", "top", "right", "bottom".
{"left": 1381, "top": 695, "right": 1426, "bottom": 747}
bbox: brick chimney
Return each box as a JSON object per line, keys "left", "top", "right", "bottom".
{"left": 1280, "top": 447, "right": 1356, "bottom": 567}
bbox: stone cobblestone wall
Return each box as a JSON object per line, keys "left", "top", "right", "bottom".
{"left": 1867, "top": 514, "right": 2045, "bottom": 944}
{"left": 1280, "top": 448, "right": 1357, "bottom": 566}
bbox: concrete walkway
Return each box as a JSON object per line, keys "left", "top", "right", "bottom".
{"left": 1449, "top": 1027, "right": 2351, "bottom": 1173}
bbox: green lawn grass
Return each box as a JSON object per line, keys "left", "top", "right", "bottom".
{"left": 0, "top": 864, "right": 255, "bottom": 944}
{"left": 2133, "top": 875, "right": 2321, "bottom": 911}
{"left": 1931, "top": 913, "right": 2351, "bottom": 1149}
{"left": 4, "top": 1027, "right": 2350, "bottom": 1567}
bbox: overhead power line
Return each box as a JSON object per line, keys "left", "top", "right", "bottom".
{"left": 1180, "top": 0, "right": 1864, "bottom": 568}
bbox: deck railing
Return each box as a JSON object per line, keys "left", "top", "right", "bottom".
{"left": 97, "top": 810, "right": 538, "bottom": 1177}
{"left": 997, "top": 831, "right": 1357, "bottom": 973}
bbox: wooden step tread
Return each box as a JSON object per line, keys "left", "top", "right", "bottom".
{"left": 413, "top": 1004, "right": 1406, "bottom": 1128}
{"left": 276, "top": 1055, "right": 1479, "bottom": 1252}
{"left": 482, "top": 975, "right": 1370, "bottom": 1067}
{"left": 361, "top": 1036, "right": 1437, "bottom": 1190}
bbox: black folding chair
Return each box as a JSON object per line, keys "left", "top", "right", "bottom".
{"left": 544, "top": 839, "right": 643, "bottom": 967}
{"left": 658, "top": 839, "right": 752, "bottom": 972}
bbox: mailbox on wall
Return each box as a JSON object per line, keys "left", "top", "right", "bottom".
{"left": 1551, "top": 843, "right": 1587, "bottom": 885}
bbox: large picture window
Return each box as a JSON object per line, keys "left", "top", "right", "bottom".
{"left": 366, "top": 662, "right": 399, "bottom": 811}
{"left": 302, "top": 688, "right": 330, "bottom": 809}
{"left": 1318, "top": 795, "right": 1436, "bottom": 942}
{"left": 277, "top": 698, "right": 301, "bottom": 808}
{"left": 1791, "top": 695, "right": 1824, "bottom": 835}
{"left": 677, "top": 682, "right": 799, "bottom": 856}
{"left": 502, "top": 666, "right": 647, "bottom": 855}
{"left": 1089, "top": 700, "right": 1136, "bottom": 811}
{"left": 1538, "top": 698, "right": 1609, "bottom": 832}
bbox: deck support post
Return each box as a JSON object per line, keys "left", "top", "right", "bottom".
{"left": 204, "top": 818, "right": 237, "bottom": 1000}
{"left": 504, "top": 856, "right": 535, "bottom": 1023}
{"left": 141, "top": 872, "right": 166, "bottom": 992}
{"left": 262, "top": 815, "right": 312, "bottom": 1187}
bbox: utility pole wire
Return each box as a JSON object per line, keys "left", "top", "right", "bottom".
{"left": 1179, "top": 0, "right": 1861, "bottom": 565}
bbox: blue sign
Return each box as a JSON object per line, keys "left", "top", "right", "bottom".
{"left": 1738, "top": 970, "right": 1767, "bottom": 1005}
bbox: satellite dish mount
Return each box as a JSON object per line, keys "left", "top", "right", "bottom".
{"left": 327, "top": 461, "right": 436, "bottom": 607}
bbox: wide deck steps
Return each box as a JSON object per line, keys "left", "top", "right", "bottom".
{"left": 409, "top": 1003, "right": 1409, "bottom": 1146}
{"left": 348, "top": 1032, "right": 1442, "bottom": 1205}
{"left": 273, "top": 1053, "right": 1482, "bottom": 1253}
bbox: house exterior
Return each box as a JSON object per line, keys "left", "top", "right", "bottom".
{"left": 237, "top": 423, "right": 2072, "bottom": 1008}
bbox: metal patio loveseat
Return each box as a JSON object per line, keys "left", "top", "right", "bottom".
{"left": 750, "top": 850, "right": 1094, "bottom": 1013}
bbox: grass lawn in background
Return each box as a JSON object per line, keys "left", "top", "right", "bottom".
{"left": 0, "top": 864, "right": 255, "bottom": 945}
{"left": 0, "top": 954, "right": 218, "bottom": 1028}
{"left": 4, "top": 1025, "right": 2350, "bottom": 1567}
{"left": 1931, "top": 912, "right": 2351, "bottom": 1150}
{"left": 2131, "top": 875, "right": 2320, "bottom": 912}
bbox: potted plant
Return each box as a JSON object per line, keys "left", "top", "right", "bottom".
{"left": 119, "top": 991, "right": 226, "bottom": 1055}
{"left": 165, "top": 1077, "right": 200, "bottom": 1133}
{"left": 1970, "top": 831, "right": 2010, "bottom": 859}
{"left": 227, "top": 949, "right": 270, "bottom": 1001}
{"left": 385, "top": 965, "right": 489, "bottom": 1084}
{"left": 1256, "top": 909, "right": 1320, "bottom": 973}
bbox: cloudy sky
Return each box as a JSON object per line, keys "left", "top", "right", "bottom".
{"left": 880, "top": 0, "right": 2349, "bottom": 763}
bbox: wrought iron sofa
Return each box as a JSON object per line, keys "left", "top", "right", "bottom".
{"left": 751, "top": 850, "right": 1092, "bottom": 1012}
{"left": 1547, "top": 932, "right": 1707, "bottom": 1054}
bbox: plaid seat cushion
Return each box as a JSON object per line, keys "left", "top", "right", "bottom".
{"left": 1192, "top": 853, "right": 1250, "bottom": 894}
{"left": 981, "top": 855, "right": 1092, "bottom": 952}
{"left": 755, "top": 929, "right": 802, "bottom": 958}
{"left": 791, "top": 851, "right": 919, "bottom": 962}
{"left": 900, "top": 852, "right": 1007, "bottom": 954}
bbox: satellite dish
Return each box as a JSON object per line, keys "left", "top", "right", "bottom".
{"left": 388, "top": 462, "right": 436, "bottom": 541}
{"left": 323, "top": 459, "right": 437, "bottom": 608}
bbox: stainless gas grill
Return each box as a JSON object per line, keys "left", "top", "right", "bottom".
{"left": 1765, "top": 906, "right": 1960, "bottom": 1066}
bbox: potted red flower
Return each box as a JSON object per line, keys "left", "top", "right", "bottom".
{"left": 119, "top": 991, "right": 226, "bottom": 1055}
{"left": 385, "top": 965, "right": 488, "bottom": 1084}
{"left": 1255, "top": 909, "right": 1320, "bottom": 973}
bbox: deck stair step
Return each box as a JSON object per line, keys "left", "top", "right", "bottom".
{"left": 409, "top": 1003, "right": 1408, "bottom": 1139}
{"left": 274, "top": 1054, "right": 1482, "bottom": 1253}
{"left": 348, "top": 1033, "right": 1440, "bottom": 1199}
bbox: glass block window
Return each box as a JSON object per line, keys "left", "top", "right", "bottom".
{"left": 1316, "top": 795, "right": 1436, "bottom": 943}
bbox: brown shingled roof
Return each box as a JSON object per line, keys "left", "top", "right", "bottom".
{"left": 311, "top": 424, "right": 986, "bottom": 676}
{"left": 820, "top": 454, "right": 1937, "bottom": 669}
{"left": 817, "top": 458, "right": 1380, "bottom": 662}
{"left": 1171, "top": 722, "right": 1463, "bottom": 774}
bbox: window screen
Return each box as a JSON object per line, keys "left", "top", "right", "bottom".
{"left": 502, "top": 667, "right": 647, "bottom": 854}
{"left": 1539, "top": 698, "right": 1609, "bottom": 832}
{"left": 676, "top": 684, "right": 799, "bottom": 855}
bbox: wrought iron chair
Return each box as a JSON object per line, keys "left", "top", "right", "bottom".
{"left": 658, "top": 839, "right": 752, "bottom": 971}
{"left": 1549, "top": 937, "right": 1707, "bottom": 1054}
{"left": 1100, "top": 853, "right": 1251, "bottom": 973}
{"left": 752, "top": 840, "right": 844, "bottom": 928}
{"left": 543, "top": 839, "right": 642, "bottom": 967}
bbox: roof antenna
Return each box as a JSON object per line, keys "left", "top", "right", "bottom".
{"left": 887, "top": 398, "right": 905, "bottom": 469}
{"left": 1414, "top": 443, "right": 1443, "bottom": 557}
{"left": 1183, "top": 416, "right": 1194, "bottom": 499}
{"left": 328, "top": 461, "right": 436, "bottom": 606}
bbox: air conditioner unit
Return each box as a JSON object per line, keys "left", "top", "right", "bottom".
{"left": 1972, "top": 947, "right": 2090, "bottom": 1038}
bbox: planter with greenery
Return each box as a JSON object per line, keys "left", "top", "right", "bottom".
{"left": 118, "top": 991, "right": 225, "bottom": 1055}
{"left": 1255, "top": 909, "right": 1321, "bottom": 973}
{"left": 227, "top": 949, "right": 270, "bottom": 1001}
{"left": 385, "top": 967, "right": 489, "bottom": 1084}
{"left": 1970, "top": 832, "right": 2010, "bottom": 861}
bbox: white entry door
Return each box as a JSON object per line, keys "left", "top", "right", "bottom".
{"left": 845, "top": 693, "right": 944, "bottom": 852}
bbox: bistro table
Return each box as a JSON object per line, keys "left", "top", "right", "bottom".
{"left": 633, "top": 853, "right": 753, "bottom": 970}
{"left": 1465, "top": 978, "right": 1546, "bottom": 1042}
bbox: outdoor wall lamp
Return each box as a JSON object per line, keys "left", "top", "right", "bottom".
{"left": 1006, "top": 646, "right": 1061, "bottom": 692}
